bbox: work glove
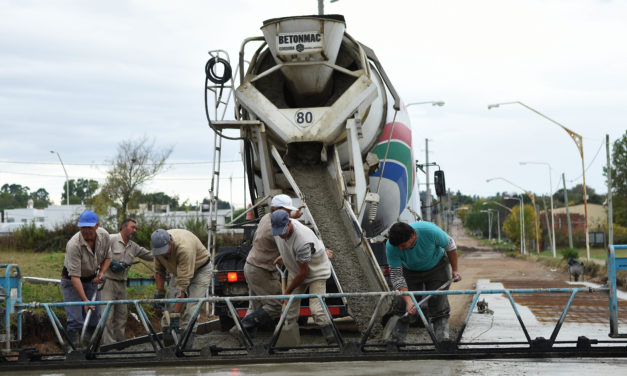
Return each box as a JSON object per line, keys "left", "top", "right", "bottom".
{"left": 109, "top": 260, "right": 125, "bottom": 273}
{"left": 168, "top": 312, "right": 180, "bottom": 331}
{"left": 152, "top": 290, "right": 166, "bottom": 312}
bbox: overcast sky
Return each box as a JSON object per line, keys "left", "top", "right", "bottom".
{"left": 1, "top": 0, "right": 626, "bottom": 208}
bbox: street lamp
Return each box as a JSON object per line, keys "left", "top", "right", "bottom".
{"left": 488, "top": 101, "right": 590, "bottom": 260}
{"left": 482, "top": 202, "right": 504, "bottom": 243}
{"left": 504, "top": 195, "right": 525, "bottom": 254}
{"left": 406, "top": 100, "right": 446, "bottom": 222}
{"left": 487, "top": 177, "right": 540, "bottom": 254}
{"left": 480, "top": 209, "right": 493, "bottom": 241}
{"left": 520, "top": 161, "right": 557, "bottom": 258}
{"left": 50, "top": 150, "right": 69, "bottom": 206}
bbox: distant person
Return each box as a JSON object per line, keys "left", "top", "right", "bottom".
{"left": 60, "top": 210, "right": 111, "bottom": 346}
{"left": 101, "top": 218, "right": 154, "bottom": 344}
{"left": 386, "top": 221, "right": 461, "bottom": 341}
{"left": 150, "top": 228, "right": 212, "bottom": 344}
{"left": 271, "top": 209, "right": 336, "bottom": 344}
{"left": 236, "top": 195, "right": 304, "bottom": 337}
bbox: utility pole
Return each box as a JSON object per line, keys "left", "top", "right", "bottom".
{"left": 563, "top": 173, "right": 573, "bottom": 248}
{"left": 607, "top": 134, "right": 613, "bottom": 245}
{"left": 425, "top": 138, "right": 431, "bottom": 222}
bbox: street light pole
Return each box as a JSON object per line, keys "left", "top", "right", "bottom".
{"left": 405, "top": 101, "right": 445, "bottom": 223}
{"left": 480, "top": 210, "right": 492, "bottom": 241}
{"left": 520, "top": 161, "right": 557, "bottom": 258}
{"left": 488, "top": 101, "right": 590, "bottom": 260}
{"left": 50, "top": 150, "right": 69, "bottom": 206}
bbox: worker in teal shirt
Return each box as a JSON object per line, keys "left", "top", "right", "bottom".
{"left": 386, "top": 221, "right": 461, "bottom": 341}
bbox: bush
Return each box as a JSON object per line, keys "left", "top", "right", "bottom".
{"left": 613, "top": 224, "right": 627, "bottom": 244}
{"left": 12, "top": 224, "right": 51, "bottom": 252}
{"left": 560, "top": 248, "right": 579, "bottom": 260}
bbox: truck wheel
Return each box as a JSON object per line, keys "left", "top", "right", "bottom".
{"left": 219, "top": 315, "right": 235, "bottom": 331}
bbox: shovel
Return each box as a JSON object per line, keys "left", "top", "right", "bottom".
{"left": 80, "top": 279, "right": 106, "bottom": 346}
{"left": 275, "top": 264, "right": 300, "bottom": 347}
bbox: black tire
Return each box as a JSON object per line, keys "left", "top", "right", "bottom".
{"left": 219, "top": 315, "right": 235, "bottom": 331}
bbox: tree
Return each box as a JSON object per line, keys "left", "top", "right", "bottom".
{"left": 552, "top": 184, "right": 603, "bottom": 206}
{"left": 61, "top": 178, "right": 99, "bottom": 204}
{"left": 130, "top": 191, "right": 180, "bottom": 211}
{"left": 605, "top": 130, "right": 627, "bottom": 227}
{"left": 97, "top": 137, "right": 172, "bottom": 221}
{"left": 0, "top": 183, "right": 31, "bottom": 209}
{"left": 29, "top": 188, "right": 52, "bottom": 208}
{"left": 502, "top": 204, "right": 540, "bottom": 249}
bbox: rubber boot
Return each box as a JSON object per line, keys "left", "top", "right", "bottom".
{"left": 390, "top": 316, "right": 410, "bottom": 343}
{"left": 433, "top": 317, "right": 450, "bottom": 341}
{"left": 320, "top": 325, "right": 337, "bottom": 344}
{"left": 231, "top": 308, "right": 273, "bottom": 341}
{"left": 182, "top": 331, "right": 195, "bottom": 350}
{"left": 67, "top": 329, "right": 80, "bottom": 348}
{"left": 82, "top": 326, "right": 96, "bottom": 347}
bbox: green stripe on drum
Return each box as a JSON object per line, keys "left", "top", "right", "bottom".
{"left": 372, "top": 141, "right": 413, "bottom": 201}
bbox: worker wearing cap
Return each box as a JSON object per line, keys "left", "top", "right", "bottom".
{"left": 101, "top": 218, "right": 154, "bottom": 344}
{"left": 150, "top": 228, "right": 212, "bottom": 340}
{"left": 386, "top": 221, "right": 462, "bottom": 341}
{"left": 236, "top": 194, "right": 305, "bottom": 337}
{"left": 61, "top": 210, "right": 111, "bottom": 346}
{"left": 271, "top": 210, "right": 335, "bottom": 344}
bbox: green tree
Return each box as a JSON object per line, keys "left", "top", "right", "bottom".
{"left": 604, "top": 130, "right": 627, "bottom": 226}
{"left": 502, "top": 204, "right": 539, "bottom": 249}
{"left": 552, "top": 184, "right": 602, "bottom": 206}
{"left": 29, "top": 188, "right": 52, "bottom": 208}
{"left": 130, "top": 191, "right": 180, "bottom": 210}
{"left": 61, "top": 178, "right": 99, "bottom": 204}
{"left": 95, "top": 137, "right": 172, "bottom": 222}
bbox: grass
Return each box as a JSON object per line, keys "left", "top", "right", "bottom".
{"left": 1, "top": 248, "right": 155, "bottom": 304}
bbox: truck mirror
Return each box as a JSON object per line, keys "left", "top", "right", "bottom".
{"left": 434, "top": 170, "right": 446, "bottom": 197}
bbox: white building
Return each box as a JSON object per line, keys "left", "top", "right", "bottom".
{"left": 0, "top": 204, "right": 85, "bottom": 234}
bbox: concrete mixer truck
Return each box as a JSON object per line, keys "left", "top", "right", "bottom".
{"left": 206, "top": 14, "right": 437, "bottom": 331}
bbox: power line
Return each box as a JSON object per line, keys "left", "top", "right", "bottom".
{"left": 0, "top": 170, "right": 243, "bottom": 181}
{"left": 0, "top": 159, "right": 243, "bottom": 166}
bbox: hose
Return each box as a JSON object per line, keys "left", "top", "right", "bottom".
{"left": 204, "top": 56, "right": 243, "bottom": 141}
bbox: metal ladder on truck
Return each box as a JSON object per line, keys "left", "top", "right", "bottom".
{"left": 205, "top": 50, "right": 239, "bottom": 308}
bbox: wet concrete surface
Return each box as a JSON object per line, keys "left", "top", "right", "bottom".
{"left": 12, "top": 358, "right": 627, "bottom": 375}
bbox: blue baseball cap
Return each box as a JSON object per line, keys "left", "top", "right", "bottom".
{"left": 271, "top": 210, "right": 290, "bottom": 236}
{"left": 77, "top": 210, "right": 98, "bottom": 227}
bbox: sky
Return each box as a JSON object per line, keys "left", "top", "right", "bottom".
{"left": 1, "top": 0, "right": 626, "bottom": 209}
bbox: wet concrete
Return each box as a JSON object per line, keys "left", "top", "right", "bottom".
{"left": 289, "top": 163, "right": 385, "bottom": 333}
{"left": 12, "top": 358, "right": 627, "bottom": 375}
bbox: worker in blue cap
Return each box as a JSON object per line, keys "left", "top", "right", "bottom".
{"left": 60, "top": 210, "right": 111, "bottom": 347}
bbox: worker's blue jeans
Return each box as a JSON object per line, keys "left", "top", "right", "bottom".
{"left": 60, "top": 278, "right": 101, "bottom": 331}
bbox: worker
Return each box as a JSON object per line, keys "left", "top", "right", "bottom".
{"left": 271, "top": 209, "right": 336, "bottom": 344}
{"left": 150, "top": 228, "right": 212, "bottom": 345}
{"left": 60, "top": 210, "right": 111, "bottom": 346}
{"left": 386, "top": 221, "right": 462, "bottom": 341}
{"left": 101, "top": 218, "right": 154, "bottom": 344}
{"left": 235, "top": 194, "right": 304, "bottom": 338}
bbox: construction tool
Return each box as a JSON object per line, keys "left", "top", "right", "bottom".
{"left": 382, "top": 280, "right": 452, "bottom": 341}
{"left": 275, "top": 264, "right": 300, "bottom": 347}
{"left": 80, "top": 279, "right": 106, "bottom": 346}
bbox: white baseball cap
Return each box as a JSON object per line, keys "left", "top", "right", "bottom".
{"left": 271, "top": 194, "right": 297, "bottom": 211}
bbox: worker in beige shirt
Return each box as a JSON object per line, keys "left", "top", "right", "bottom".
{"left": 61, "top": 210, "right": 111, "bottom": 346}
{"left": 101, "top": 218, "right": 154, "bottom": 344}
{"left": 236, "top": 194, "right": 304, "bottom": 338}
{"left": 151, "top": 228, "right": 212, "bottom": 344}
